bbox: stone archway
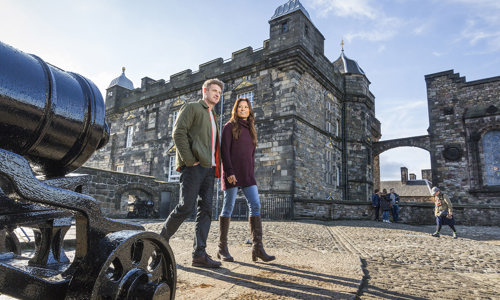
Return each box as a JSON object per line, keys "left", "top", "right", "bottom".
{"left": 373, "top": 135, "right": 431, "bottom": 157}
{"left": 114, "top": 184, "right": 158, "bottom": 215}
{"left": 372, "top": 135, "right": 432, "bottom": 189}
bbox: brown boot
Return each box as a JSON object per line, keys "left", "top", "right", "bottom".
{"left": 249, "top": 216, "right": 275, "bottom": 262}
{"left": 217, "top": 216, "right": 234, "bottom": 262}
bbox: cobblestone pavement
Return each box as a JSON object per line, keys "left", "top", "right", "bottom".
{"left": 143, "top": 220, "right": 500, "bottom": 300}
{"left": 2, "top": 220, "right": 499, "bottom": 299}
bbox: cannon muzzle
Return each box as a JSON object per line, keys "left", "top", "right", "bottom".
{"left": 0, "top": 41, "right": 109, "bottom": 177}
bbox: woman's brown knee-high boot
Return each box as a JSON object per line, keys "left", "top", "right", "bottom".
{"left": 217, "top": 216, "right": 234, "bottom": 262}
{"left": 249, "top": 216, "right": 275, "bottom": 262}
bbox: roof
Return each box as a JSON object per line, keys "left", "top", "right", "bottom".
{"left": 380, "top": 180, "right": 433, "bottom": 197}
{"left": 108, "top": 67, "right": 134, "bottom": 90}
{"left": 270, "top": 0, "right": 311, "bottom": 22}
{"left": 333, "top": 51, "right": 365, "bottom": 75}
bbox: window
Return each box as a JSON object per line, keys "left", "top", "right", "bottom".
{"left": 483, "top": 130, "right": 500, "bottom": 186}
{"left": 116, "top": 164, "right": 124, "bottom": 172}
{"left": 147, "top": 111, "right": 157, "bottom": 129}
{"left": 336, "top": 166, "right": 340, "bottom": 187}
{"left": 171, "top": 110, "right": 179, "bottom": 128}
{"left": 325, "top": 150, "right": 335, "bottom": 186}
{"left": 305, "top": 25, "right": 309, "bottom": 36}
{"left": 282, "top": 22, "right": 288, "bottom": 33}
{"left": 168, "top": 156, "right": 180, "bottom": 182}
{"left": 126, "top": 126, "right": 133, "bottom": 148}
{"left": 236, "top": 91, "right": 254, "bottom": 107}
{"left": 336, "top": 119, "right": 340, "bottom": 136}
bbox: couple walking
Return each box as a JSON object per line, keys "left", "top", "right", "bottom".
{"left": 160, "top": 79, "right": 274, "bottom": 268}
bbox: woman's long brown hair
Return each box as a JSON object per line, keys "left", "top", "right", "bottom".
{"left": 229, "top": 98, "right": 257, "bottom": 146}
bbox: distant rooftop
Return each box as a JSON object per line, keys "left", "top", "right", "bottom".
{"left": 380, "top": 180, "right": 433, "bottom": 197}
{"left": 270, "top": 0, "right": 311, "bottom": 22}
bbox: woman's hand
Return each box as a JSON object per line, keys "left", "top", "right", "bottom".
{"left": 227, "top": 175, "right": 237, "bottom": 185}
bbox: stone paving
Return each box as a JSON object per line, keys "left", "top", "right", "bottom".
{"left": 2, "top": 220, "right": 499, "bottom": 299}
{"left": 143, "top": 220, "right": 500, "bottom": 300}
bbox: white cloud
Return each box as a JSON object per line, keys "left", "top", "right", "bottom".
{"left": 307, "top": 0, "right": 378, "bottom": 19}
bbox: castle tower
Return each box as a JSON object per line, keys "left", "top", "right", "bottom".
{"left": 268, "top": 0, "right": 325, "bottom": 57}
{"left": 105, "top": 67, "right": 134, "bottom": 113}
{"left": 333, "top": 47, "right": 377, "bottom": 201}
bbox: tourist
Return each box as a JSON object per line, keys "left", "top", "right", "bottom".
{"left": 160, "top": 78, "right": 224, "bottom": 268}
{"left": 217, "top": 98, "right": 275, "bottom": 262}
{"left": 430, "top": 187, "right": 457, "bottom": 239}
{"left": 389, "top": 188, "right": 400, "bottom": 222}
{"left": 371, "top": 189, "right": 381, "bottom": 221}
{"left": 380, "top": 188, "right": 392, "bottom": 223}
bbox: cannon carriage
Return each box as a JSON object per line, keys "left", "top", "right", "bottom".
{"left": 0, "top": 41, "right": 176, "bottom": 299}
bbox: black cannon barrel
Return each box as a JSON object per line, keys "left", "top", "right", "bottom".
{"left": 0, "top": 41, "right": 109, "bottom": 177}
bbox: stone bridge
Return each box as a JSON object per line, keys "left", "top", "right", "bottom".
{"left": 372, "top": 135, "right": 431, "bottom": 156}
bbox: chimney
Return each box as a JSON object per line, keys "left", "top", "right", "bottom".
{"left": 409, "top": 173, "right": 416, "bottom": 180}
{"left": 422, "top": 169, "right": 432, "bottom": 182}
{"left": 401, "top": 167, "right": 408, "bottom": 185}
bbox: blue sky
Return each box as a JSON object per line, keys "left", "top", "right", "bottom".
{"left": 1, "top": 0, "right": 499, "bottom": 180}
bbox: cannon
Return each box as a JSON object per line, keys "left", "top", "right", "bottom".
{"left": 0, "top": 41, "right": 176, "bottom": 299}
{"left": 127, "top": 196, "right": 159, "bottom": 219}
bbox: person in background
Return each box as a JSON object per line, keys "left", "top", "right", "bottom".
{"left": 217, "top": 98, "right": 275, "bottom": 263}
{"left": 371, "top": 189, "right": 381, "bottom": 221}
{"left": 160, "top": 78, "right": 224, "bottom": 268}
{"left": 380, "top": 188, "right": 392, "bottom": 223}
{"left": 431, "top": 186, "right": 457, "bottom": 239}
{"left": 389, "top": 188, "right": 400, "bottom": 222}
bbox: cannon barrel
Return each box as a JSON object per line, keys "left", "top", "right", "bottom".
{"left": 0, "top": 41, "right": 109, "bottom": 177}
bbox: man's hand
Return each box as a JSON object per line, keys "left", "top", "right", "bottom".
{"left": 192, "top": 161, "right": 200, "bottom": 166}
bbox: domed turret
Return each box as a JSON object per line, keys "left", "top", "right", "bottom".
{"left": 270, "top": 0, "right": 311, "bottom": 22}
{"left": 108, "top": 67, "right": 134, "bottom": 90}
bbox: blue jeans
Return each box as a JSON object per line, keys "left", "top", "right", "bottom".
{"left": 221, "top": 185, "right": 261, "bottom": 217}
{"left": 382, "top": 210, "right": 390, "bottom": 221}
{"left": 392, "top": 204, "right": 399, "bottom": 222}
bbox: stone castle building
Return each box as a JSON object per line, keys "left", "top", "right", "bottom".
{"left": 84, "top": 0, "right": 499, "bottom": 224}
{"left": 85, "top": 0, "right": 380, "bottom": 216}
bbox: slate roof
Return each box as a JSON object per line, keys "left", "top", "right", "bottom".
{"left": 270, "top": 0, "right": 311, "bottom": 22}
{"left": 380, "top": 179, "right": 433, "bottom": 197}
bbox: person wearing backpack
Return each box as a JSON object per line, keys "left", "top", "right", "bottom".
{"left": 389, "top": 188, "right": 400, "bottom": 222}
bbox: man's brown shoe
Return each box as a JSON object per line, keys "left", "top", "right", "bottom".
{"left": 192, "top": 254, "right": 222, "bottom": 268}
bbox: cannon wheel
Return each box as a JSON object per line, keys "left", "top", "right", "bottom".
{"left": 67, "top": 230, "right": 176, "bottom": 300}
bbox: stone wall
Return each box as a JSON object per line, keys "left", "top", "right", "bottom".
{"left": 294, "top": 199, "right": 500, "bottom": 226}
{"left": 76, "top": 166, "right": 178, "bottom": 217}
{"left": 425, "top": 70, "right": 500, "bottom": 205}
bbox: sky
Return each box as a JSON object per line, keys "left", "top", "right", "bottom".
{"left": 1, "top": 0, "right": 499, "bottom": 181}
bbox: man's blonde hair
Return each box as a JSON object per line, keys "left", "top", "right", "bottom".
{"left": 202, "top": 78, "right": 224, "bottom": 92}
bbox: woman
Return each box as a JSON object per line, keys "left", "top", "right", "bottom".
{"left": 431, "top": 187, "right": 457, "bottom": 239}
{"left": 380, "top": 188, "right": 392, "bottom": 223}
{"left": 217, "top": 98, "right": 275, "bottom": 262}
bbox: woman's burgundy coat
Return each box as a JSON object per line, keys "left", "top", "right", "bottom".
{"left": 220, "top": 120, "right": 257, "bottom": 190}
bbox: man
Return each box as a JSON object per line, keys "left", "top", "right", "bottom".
{"left": 430, "top": 186, "right": 457, "bottom": 239}
{"left": 389, "top": 188, "right": 400, "bottom": 222}
{"left": 160, "top": 78, "right": 224, "bottom": 268}
{"left": 371, "top": 189, "right": 381, "bottom": 221}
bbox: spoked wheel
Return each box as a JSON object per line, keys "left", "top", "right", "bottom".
{"left": 67, "top": 230, "right": 176, "bottom": 300}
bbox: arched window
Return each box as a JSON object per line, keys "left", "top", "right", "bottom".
{"left": 482, "top": 130, "right": 500, "bottom": 186}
